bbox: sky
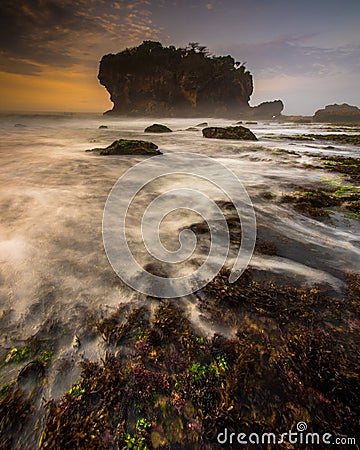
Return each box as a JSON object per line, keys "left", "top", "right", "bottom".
{"left": 0, "top": 0, "right": 359, "bottom": 115}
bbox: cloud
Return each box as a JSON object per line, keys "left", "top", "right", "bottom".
{"left": 0, "top": 0, "right": 162, "bottom": 75}
{"left": 224, "top": 35, "right": 360, "bottom": 79}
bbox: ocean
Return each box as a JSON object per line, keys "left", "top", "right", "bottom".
{"left": 0, "top": 112, "right": 359, "bottom": 447}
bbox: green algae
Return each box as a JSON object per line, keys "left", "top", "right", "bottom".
{"left": 319, "top": 155, "right": 360, "bottom": 183}
{"left": 39, "top": 348, "right": 55, "bottom": 366}
{"left": 280, "top": 188, "right": 341, "bottom": 218}
{"left": 4, "top": 347, "right": 31, "bottom": 364}
{"left": 280, "top": 183, "right": 360, "bottom": 219}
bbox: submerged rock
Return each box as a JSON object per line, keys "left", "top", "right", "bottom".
{"left": 313, "top": 103, "right": 360, "bottom": 122}
{"left": 202, "top": 125, "right": 257, "bottom": 140}
{"left": 144, "top": 123, "right": 172, "bottom": 133}
{"left": 88, "top": 139, "right": 161, "bottom": 156}
{"left": 196, "top": 122, "right": 208, "bottom": 127}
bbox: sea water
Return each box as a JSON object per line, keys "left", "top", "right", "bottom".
{"left": 0, "top": 112, "right": 359, "bottom": 398}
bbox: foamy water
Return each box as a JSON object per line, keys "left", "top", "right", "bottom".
{"left": 0, "top": 113, "right": 359, "bottom": 400}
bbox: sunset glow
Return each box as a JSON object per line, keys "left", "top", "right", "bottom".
{"left": 1, "top": 0, "right": 359, "bottom": 114}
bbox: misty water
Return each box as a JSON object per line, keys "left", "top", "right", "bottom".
{"left": 0, "top": 112, "right": 359, "bottom": 403}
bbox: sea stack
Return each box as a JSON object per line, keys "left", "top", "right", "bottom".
{"left": 98, "top": 41, "right": 254, "bottom": 117}
{"left": 313, "top": 103, "right": 360, "bottom": 122}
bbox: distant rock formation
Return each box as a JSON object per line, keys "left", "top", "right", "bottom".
{"left": 313, "top": 104, "right": 360, "bottom": 122}
{"left": 250, "top": 100, "right": 284, "bottom": 118}
{"left": 98, "top": 41, "right": 255, "bottom": 117}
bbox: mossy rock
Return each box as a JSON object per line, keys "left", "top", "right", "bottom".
{"left": 89, "top": 139, "right": 161, "bottom": 156}
{"left": 144, "top": 124, "right": 173, "bottom": 133}
{"left": 202, "top": 126, "right": 257, "bottom": 140}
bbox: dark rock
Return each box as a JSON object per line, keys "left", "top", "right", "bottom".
{"left": 202, "top": 125, "right": 257, "bottom": 140}
{"left": 294, "top": 118, "right": 312, "bottom": 124}
{"left": 196, "top": 122, "right": 208, "bottom": 127}
{"left": 144, "top": 123, "right": 172, "bottom": 133}
{"left": 313, "top": 103, "right": 360, "bottom": 122}
{"left": 88, "top": 139, "right": 161, "bottom": 156}
{"left": 17, "top": 360, "right": 45, "bottom": 382}
{"left": 98, "top": 41, "right": 253, "bottom": 116}
{"left": 99, "top": 125, "right": 108, "bottom": 129}
{"left": 251, "top": 100, "right": 284, "bottom": 118}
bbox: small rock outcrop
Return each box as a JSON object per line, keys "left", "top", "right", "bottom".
{"left": 251, "top": 100, "right": 284, "bottom": 118}
{"left": 144, "top": 124, "right": 172, "bottom": 133}
{"left": 202, "top": 126, "right": 257, "bottom": 140}
{"left": 88, "top": 139, "right": 161, "bottom": 156}
{"left": 313, "top": 103, "right": 360, "bottom": 122}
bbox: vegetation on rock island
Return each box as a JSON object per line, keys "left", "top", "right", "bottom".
{"left": 99, "top": 41, "right": 282, "bottom": 117}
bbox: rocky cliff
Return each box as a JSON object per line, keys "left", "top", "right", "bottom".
{"left": 313, "top": 103, "right": 360, "bottom": 122}
{"left": 98, "top": 41, "right": 255, "bottom": 116}
{"left": 250, "top": 100, "right": 284, "bottom": 118}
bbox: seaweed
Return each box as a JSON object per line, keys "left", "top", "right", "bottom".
{"left": 280, "top": 182, "right": 360, "bottom": 219}
{"left": 280, "top": 188, "right": 340, "bottom": 218}
{"left": 96, "top": 306, "right": 148, "bottom": 346}
{"left": 31, "top": 272, "right": 360, "bottom": 448}
{"left": 0, "top": 386, "right": 33, "bottom": 449}
{"left": 255, "top": 239, "right": 278, "bottom": 256}
{"left": 267, "top": 133, "right": 360, "bottom": 145}
{"left": 319, "top": 155, "right": 360, "bottom": 183}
